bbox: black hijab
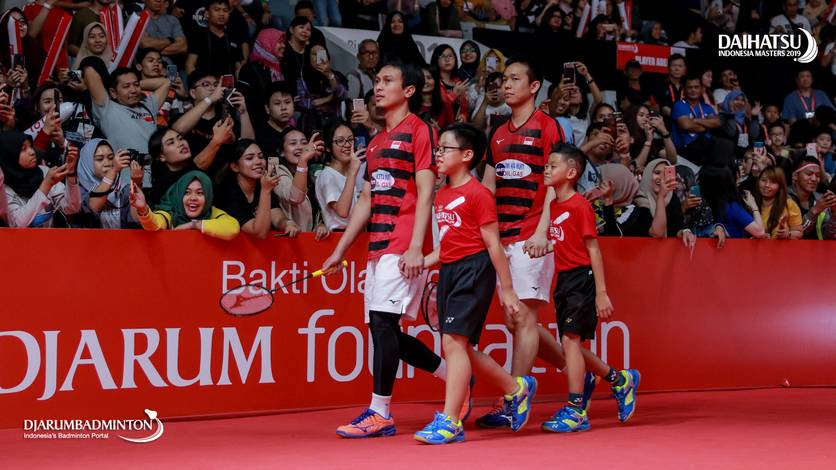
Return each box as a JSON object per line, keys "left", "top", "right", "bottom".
{"left": 377, "top": 11, "right": 425, "bottom": 66}
{"left": 458, "top": 40, "right": 481, "bottom": 81}
{"left": 0, "top": 132, "right": 43, "bottom": 198}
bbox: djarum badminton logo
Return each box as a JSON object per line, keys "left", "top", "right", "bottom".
{"left": 22, "top": 409, "right": 164, "bottom": 442}
{"left": 717, "top": 29, "right": 818, "bottom": 63}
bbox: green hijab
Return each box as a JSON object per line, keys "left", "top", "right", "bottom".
{"left": 156, "top": 171, "right": 214, "bottom": 226}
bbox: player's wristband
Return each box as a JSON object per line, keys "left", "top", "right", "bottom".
{"left": 296, "top": 167, "right": 308, "bottom": 174}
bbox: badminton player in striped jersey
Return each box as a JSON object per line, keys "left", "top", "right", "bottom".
{"left": 322, "top": 61, "right": 458, "bottom": 438}
{"left": 476, "top": 55, "right": 592, "bottom": 428}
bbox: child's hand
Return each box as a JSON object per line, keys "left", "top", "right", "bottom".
{"left": 500, "top": 287, "right": 520, "bottom": 317}
{"left": 595, "top": 291, "right": 613, "bottom": 320}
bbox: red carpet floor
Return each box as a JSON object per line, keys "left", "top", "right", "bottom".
{"left": 2, "top": 388, "right": 834, "bottom": 469}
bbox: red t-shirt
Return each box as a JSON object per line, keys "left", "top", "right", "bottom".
{"left": 364, "top": 113, "right": 437, "bottom": 260}
{"left": 548, "top": 192, "right": 597, "bottom": 273}
{"left": 435, "top": 177, "right": 498, "bottom": 264}
{"left": 487, "top": 109, "right": 565, "bottom": 244}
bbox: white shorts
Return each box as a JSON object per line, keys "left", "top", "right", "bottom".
{"left": 498, "top": 240, "right": 555, "bottom": 302}
{"left": 363, "top": 254, "right": 428, "bottom": 324}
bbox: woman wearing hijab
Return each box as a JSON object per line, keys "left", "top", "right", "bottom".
{"left": 129, "top": 170, "right": 240, "bottom": 240}
{"left": 458, "top": 41, "right": 480, "bottom": 82}
{"left": 77, "top": 138, "right": 140, "bottom": 229}
{"left": 719, "top": 90, "right": 762, "bottom": 151}
{"left": 71, "top": 23, "right": 114, "bottom": 70}
{"left": 0, "top": 132, "right": 81, "bottom": 227}
{"left": 631, "top": 159, "right": 687, "bottom": 239}
{"left": 598, "top": 162, "right": 641, "bottom": 236}
{"left": 297, "top": 43, "right": 348, "bottom": 126}
{"left": 377, "top": 11, "right": 425, "bottom": 66}
{"left": 238, "top": 28, "right": 285, "bottom": 124}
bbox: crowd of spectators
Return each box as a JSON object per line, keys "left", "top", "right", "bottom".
{"left": 0, "top": 0, "right": 833, "bottom": 240}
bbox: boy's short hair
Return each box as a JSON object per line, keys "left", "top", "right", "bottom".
{"left": 381, "top": 60, "right": 424, "bottom": 112}
{"left": 668, "top": 53, "right": 686, "bottom": 65}
{"left": 295, "top": 0, "right": 314, "bottom": 13}
{"left": 504, "top": 54, "right": 543, "bottom": 85}
{"left": 441, "top": 123, "right": 487, "bottom": 169}
{"left": 585, "top": 121, "right": 605, "bottom": 138}
{"left": 188, "top": 69, "right": 216, "bottom": 89}
{"left": 551, "top": 143, "right": 587, "bottom": 180}
{"left": 135, "top": 48, "right": 160, "bottom": 65}
{"left": 205, "top": 0, "right": 230, "bottom": 9}
{"left": 767, "top": 122, "right": 785, "bottom": 134}
{"left": 108, "top": 67, "right": 139, "bottom": 90}
{"left": 265, "top": 80, "right": 296, "bottom": 102}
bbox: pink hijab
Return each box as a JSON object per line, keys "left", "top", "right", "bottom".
{"left": 600, "top": 163, "right": 640, "bottom": 208}
{"left": 250, "top": 28, "right": 285, "bottom": 81}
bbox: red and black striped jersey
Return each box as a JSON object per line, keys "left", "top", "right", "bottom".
{"left": 486, "top": 109, "right": 564, "bottom": 244}
{"left": 364, "top": 113, "right": 437, "bottom": 260}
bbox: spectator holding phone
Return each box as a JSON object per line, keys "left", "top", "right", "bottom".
{"left": 296, "top": 43, "right": 347, "bottom": 126}
{"left": 754, "top": 166, "right": 803, "bottom": 239}
{"left": 0, "top": 132, "right": 81, "bottom": 228}
{"left": 130, "top": 171, "right": 240, "bottom": 240}
{"left": 214, "top": 139, "right": 290, "bottom": 239}
{"left": 813, "top": 129, "right": 834, "bottom": 182}
{"left": 712, "top": 68, "right": 740, "bottom": 107}
{"left": 632, "top": 159, "right": 687, "bottom": 240}
{"left": 77, "top": 138, "right": 142, "bottom": 228}
{"left": 148, "top": 122, "right": 234, "bottom": 204}
{"left": 0, "top": 8, "right": 38, "bottom": 93}
{"left": 315, "top": 121, "right": 363, "bottom": 232}
{"left": 350, "top": 90, "right": 384, "bottom": 146}
{"left": 813, "top": 178, "right": 836, "bottom": 239}
{"left": 471, "top": 72, "right": 511, "bottom": 134}
{"left": 790, "top": 156, "right": 836, "bottom": 239}
{"left": 699, "top": 164, "right": 766, "bottom": 239}
{"left": 275, "top": 128, "right": 328, "bottom": 238}
{"left": 626, "top": 104, "right": 677, "bottom": 172}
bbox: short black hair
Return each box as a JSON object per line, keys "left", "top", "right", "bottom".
{"left": 188, "top": 69, "right": 216, "bottom": 88}
{"left": 295, "top": 0, "right": 314, "bottom": 12}
{"left": 686, "top": 23, "right": 702, "bottom": 37}
{"left": 668, "top": 53, "right": 686, "bottom": 65}
{"left": 380, "top": 60, "right": 424, "bottom": 112}
{"left": 205, "top": 0, "right": 230, "bottom": 9}
{"left": 550, "top": 143, "right": 587, "bottom": 180}
{"left": 135, "top": 48, "right": 160, "bottom": 66}
{"left": 440, "top": 123, "right": 487, "bottom": 169}
{"left": 504, "top": 54, "right": 543, "bottom": 85}
{"left": 265, "top": 80, "right": 296, "bottom": 101}
{"left": 684, "top": 75, "right": 702, "bottom": 85}
{"left": 108, "top": 67, "right": 139, "bottom": 90}
{"left": 148, "top": 127, "right": 179, "bottom": 161}
{"left": 585, "top": 121, "right": 606, "bottom": 137}
{"left": 289, "top": 15, "right": 312, "bottom": 29}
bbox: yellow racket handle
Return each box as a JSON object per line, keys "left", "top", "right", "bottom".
{"left": 311, "top": 260, "right": 348, "bottom": 278}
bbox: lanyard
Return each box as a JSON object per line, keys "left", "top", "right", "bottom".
{"left": 689, "top": 102, "right": 705, "bottom": 119}
{"left": 798, "top": 91, "right": 815, "bottom": 113}
{"left": 669, "top": 83, "right": 683, "bottom": 102}
{"left": 736, "top": 122, "right": 748, "bottom": 134}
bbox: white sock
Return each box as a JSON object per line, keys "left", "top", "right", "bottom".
{"left": 370, "top": 393, "right": 391, "bottom": 418}
{"left": 433, "top": 359, "right": 447, "bottom": 382}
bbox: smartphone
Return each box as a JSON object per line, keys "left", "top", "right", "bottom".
{"left": 53, "top": 89, "right": 61, "bottom": 107}
{"left": 12, "top": 53, "right": 25, "bottom": 69}
{"left": 806, "top": 142, "right": 818, "bottom": 157}
{"left": 316, "top": 49, "right": 328, "bottom": 65}
{"left": 166, "top": 64, "right": 178, "bottom": 82}
{"left": 648, "top": 108, "right": 659, "bottom": 118}
{"left": 352, "top": 98, "right": 366, "bottom": 112}
{"left": 354, "top": 136, "right": 366, "bottom": 151}
{"left": 562, "top": 62, "right": 576, "bottom": 85}
{"left": 486, "top": 56, "right": 498, "bottom": 71}
{"left": 689, "top": 185, "right": 701, "bottom": 198}
{"left": 663, "top": 165, "right": 676, "bottom": 183}
{"left": 221, "top": 74, "right": 234, "bottom": 89}
{"left": 267, "top": 157, "right": 280, "bottom": 177}
{"left": 604, "top": 115, "right": 617, "bottom": 137}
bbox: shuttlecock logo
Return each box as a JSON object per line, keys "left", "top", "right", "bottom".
{"left": 119, "top": 409, "right": 164, "bottom": 443}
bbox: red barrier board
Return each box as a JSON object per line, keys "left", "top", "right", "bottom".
{"left": 1, "top": 230, "right": 834, "bottom": 429}
{"left": 616, "top": 42, "right": 683, "bottom": 74}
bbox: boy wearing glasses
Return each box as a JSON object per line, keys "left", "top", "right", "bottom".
{"left": 414, "top": 123, "right": 536, "bottom": 445}
{"left": 322, "top": 60, "right": 458, "bottom": 438}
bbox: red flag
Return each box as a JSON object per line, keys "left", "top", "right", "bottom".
{"left": 110, "top": 11, "right": 150, "bottom": 72}
{"left": 5, "top": 13, "right": 23, "bottom": 65}
{"left": 37, "top": 12, "right": 71, "bottom": 86}
{"left": 99, "top": 4, "right": 124, "bottom": 55}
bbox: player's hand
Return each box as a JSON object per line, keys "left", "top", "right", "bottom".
{"left": 595, "top": 291, "right": 613, "bottom": 320}
{"left": 398, "top": 246, "right": 425, "bottom": 279}
{"left": 523, "top": 233, "right": 550, "bottom": 259}
{"left": 322, "top": 249, "right": 346, "bottom": 274}
{"left": 500, "top": 287, "right": 520, "bottom": 317}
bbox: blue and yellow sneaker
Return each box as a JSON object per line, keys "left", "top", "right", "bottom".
{"left": 474, "top": 398, "right": 511, "bottom": 428}
{"left": 504, "top": 376, "right": 537, "bottom": 432}
{"left": 414, "top": 412, "right": 464, "bottom": 445}
{"left": 582, "top": 372, "right": 597, "bottom": 413}
{"left": 541, "top": 405, "right": 590, "bottom": 433}
{"left": 612, "top": 369, "right": 641, "bottom": 423}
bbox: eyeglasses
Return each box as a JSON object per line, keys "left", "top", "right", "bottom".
{"left": 435, "top": 145, "right": 466, "bottom": 155}
{"left": 461, "top": 47, "right": 477, "bottom": 54}
{"left": 195, "top": 80, "right": 218, "bottom": 89}
{"left": 359, "top": 50, "right": 378, "bottom": 56}
{"left": 333, "top": 137, "right": 353, "bottom": 147}
{"left": 439, "top": 53, "right": 456, "bottom": 60}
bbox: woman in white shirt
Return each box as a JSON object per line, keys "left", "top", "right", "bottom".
{"left": 0, "top": 132, "right": 80, "bottom": 227}
{"left": 315, "top": 121, "right": 363, "bottom": 231}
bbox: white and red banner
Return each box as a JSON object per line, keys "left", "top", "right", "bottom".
{"left": 5, "top": 14, "right": 22, "bottom": 65}
{"left": 616, "top": 42, "right": 686, "bottom": 74}
{"left": 36, "top": 12, "right": 71, "bottom": 86}
{"left": 99, "top": 4, "right": 124, "bottom": 56}
{"left": 109, "top": 11, "right": 150, "bottom": 72}
{"left": 0, "top": 231, "right": 834, "bottom": 429}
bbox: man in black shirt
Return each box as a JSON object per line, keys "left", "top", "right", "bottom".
{"left": 255, "top": 81, "right": 296, "bottom": 159}
{"left": 185, "top": 0, "right": 244, "bottom": 76}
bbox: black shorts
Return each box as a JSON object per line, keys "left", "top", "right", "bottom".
{"left": 437, "top": 250, "right": 496, "bottom": 345}
{"left": 553, "top": 265, "right": 598, "bottom": 341}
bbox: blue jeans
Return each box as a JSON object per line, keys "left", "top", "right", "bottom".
{"left": 314, "top": 0, "right": 342, "bottom": 26}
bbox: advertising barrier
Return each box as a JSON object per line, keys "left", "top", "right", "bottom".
{"left": 1, "top": 230, "right": 834, "bottom": 429}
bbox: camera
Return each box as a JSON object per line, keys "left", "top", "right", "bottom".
{"left": 127, "top": 149, "right": 150, "bottom": 166}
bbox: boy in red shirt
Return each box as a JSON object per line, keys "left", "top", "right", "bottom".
{"left": 539, "top": 143, "right": 641, "bottom": 433}
{"left": 323, "top": 61, "right": 455, "bottom": 438}
{"left": 414, "top": 123, "right": 536, "bottom": 445}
